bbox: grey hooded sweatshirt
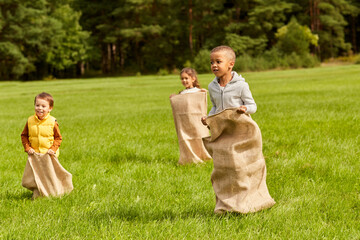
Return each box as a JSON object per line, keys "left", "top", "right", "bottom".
{"left": 208, "top": 71, "right": 257, "bottom": 116}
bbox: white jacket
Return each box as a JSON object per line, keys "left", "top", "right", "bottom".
{"left": 208, "top": 72, "right": 257, "bottom": 116}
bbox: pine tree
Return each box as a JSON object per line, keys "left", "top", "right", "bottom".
{"left": 0, "top": 0, "right": 49, "bottom": 79}
{"left": 0, "top": 0, "right": 90, "bottom": 80}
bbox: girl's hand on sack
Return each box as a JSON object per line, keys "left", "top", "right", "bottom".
{"left": 201, "top": 116, "right": 208, "bottom": 126}
{"left": 169, "top": 94, "right": 176, "bottom": 98}
{"left": 237, "top": 105, "right": 247, "bottom": 114}
{"left": 27, "top": 148, "right": 35, "bottom": 155}
{"left": 47, "top": 149, "right": 55, "bottom": 156}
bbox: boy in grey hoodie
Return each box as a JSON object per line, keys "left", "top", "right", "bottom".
{"left": 201, "top": 46, "right": 257, "bottom": 125}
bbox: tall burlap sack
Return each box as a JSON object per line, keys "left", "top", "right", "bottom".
{"left": 170, "top": 91, "right": 212, "bottom": 164}
{"left": 22, "top": 153, "right": 73, "bottom": 198}
{"left": 203, "top": 108, "right": 275, "bottom": 214}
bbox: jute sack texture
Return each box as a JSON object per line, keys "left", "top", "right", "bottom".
{"left": 203, "top": 108, "right": 275, "bottom": 213}
{"left": 22, "top": 153, "right": 73, "bottom": 198}
{"left": 170, "top": 91, "right": 211, "bottom": 164}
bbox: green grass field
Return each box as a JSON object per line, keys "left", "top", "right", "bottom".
{"left": 0, "top": 65, "right": 359, "bottom": 239}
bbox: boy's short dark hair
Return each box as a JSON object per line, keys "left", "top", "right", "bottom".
{"left": 35, "top": 92, "right": 54, "bottom": 107}
{"left": 211, "top": 46, "right": 236, "bottom": 62}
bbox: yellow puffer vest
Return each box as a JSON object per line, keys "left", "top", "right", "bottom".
{"left": 28, "top": 114, "right": 59, "bottom": 156}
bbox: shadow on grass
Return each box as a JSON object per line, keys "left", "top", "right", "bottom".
{"left": 85, "top": 204, "right": 248, "bottom": 224}
{"left": 65, "top": 148, "right": 178, "bottom": 167}
{"left": 1, "top": 190, "right": 32, "bottom": 200}
{"left": 108, "top": 150, "right": 178, "bottom": 165}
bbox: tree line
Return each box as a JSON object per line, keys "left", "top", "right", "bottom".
{"left": 0, "top": 0, "right": 359, "bottom": 80}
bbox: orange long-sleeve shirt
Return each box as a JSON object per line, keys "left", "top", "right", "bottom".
{"left": 21, "top": 121, "right": 62, "bottom": 153}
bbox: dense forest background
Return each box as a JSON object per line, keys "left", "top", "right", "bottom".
{"left": 0, "top": 0, "right": 359, "bottom": 80}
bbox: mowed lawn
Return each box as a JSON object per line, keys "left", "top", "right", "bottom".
{"left": 0, "top": 65, "right": 359, "bottom": 239}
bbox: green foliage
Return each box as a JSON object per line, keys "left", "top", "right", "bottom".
{"left": 275, "top": 18, "right": 318, "bottom": 56}
{"left": 46, "top": 4, "right": 90, "bottom": 71}
{"left": 225, "top": 33, "right": 267, "bottom": 56}
{"left": 262, "top": 48, "right": 290, "bottom": 69}
{"left": 316, "top": 1, "right": 353, "bottom": 58}
{"left": 1, "top": 0, "right": 360, "bottom": 79}
{"left": 0, "top": 42, "right": 31, "bottom": 79}
{"left": 356, "top": 55, "right": 360, "bottom": 64}
{"left": 157, "top": 68, "right": 170, "bottom": 76}
{"left": 236, "top": 0, "right": 295, "bottom": 38}
{"left": 234, "top": 55, "right": 261, "bottom": 72}
{"left": 193, "top": 49, "right": 211, "bottom": 74}
{"left": 0, "top": 65, "right": 360, "bottom": 238}
{"left": 0, "top": 0, "right": 49, "bottom": 79}
{"left": 73, "top": 0, "right": 357, "bottom": 76}
{"left": 299, "top": 52, "right": 320, "bottom": 68}
{"left": 234, "top": 50, "right": 320, "bottom": 72}
{"left": 0, "top": 0, "right": 90, "bottom": 80}
{"left": 286, "top": 52, "right": 303, "bottom": 68}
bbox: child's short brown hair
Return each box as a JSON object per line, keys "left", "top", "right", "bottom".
{"left": 34, "top": 92, "right": 54, "bottom": 107}
{"left": 211, "top": 45, "right": 236, "bottom": 62}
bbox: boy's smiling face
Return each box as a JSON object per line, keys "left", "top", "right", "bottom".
{"left": 210, "top": 50, "right": 234, "bottom": 79}
{"left": 35, "top": 98, "right": 52, "bottom": 120}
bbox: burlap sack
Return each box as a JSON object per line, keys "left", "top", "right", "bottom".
{"left": 22, "top": 153, "right": 73, "bottom": 198}
{"left": 170, "top": 91, "right": 211, "bottom": 164}
{"left": 203, "top": 108, "right": 275, "bottom": 213}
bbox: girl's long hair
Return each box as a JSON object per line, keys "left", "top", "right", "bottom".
{"left": 180, "top": 68, "right": 200, "bottom": 88}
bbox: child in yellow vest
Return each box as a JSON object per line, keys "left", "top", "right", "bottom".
{"left": 21, "top": 92, "right": 62, "bottom": 157}
{"left": 21, "top": 92, "right": 73, "bottom": 199}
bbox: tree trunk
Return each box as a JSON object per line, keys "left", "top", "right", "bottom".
{"left": 101, "top": 44, "right": 107, "bottom": 73}
{"left": 310, "top": 0, "right": 321, "bottom": 56}
{"left": 352, "top": 16, "right": 357, "bottom": 53}
{"left": 107, "top": 43, "right": 111, "bottom": 72}
{"left": 310, "top": 0, "right": 314, "bottom": 31}
{"left": 315, "top": 0, "right": 320, "bottom": 31}
{"left": 118, "top": 42, "right": 124, "bottom": 70}
{"left": 111, "top": 43, "right": 116, "bottom": 73}
{"left": 78, "top": 62, "right": 85, "bottom": 76}
{"left": 189, "top": 0, "right": 193, "bottom": 56}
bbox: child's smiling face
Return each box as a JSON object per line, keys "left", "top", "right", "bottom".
{"left": 180, "top": 72, "right": 195, "bottom": 89}
{"left": 35, "top": 98, "right": 52, "bottom": 120}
